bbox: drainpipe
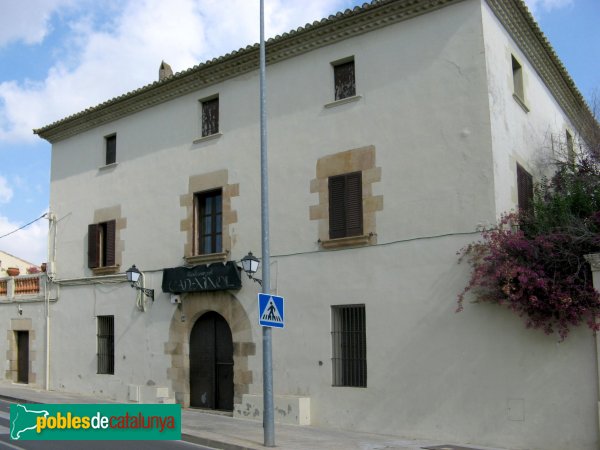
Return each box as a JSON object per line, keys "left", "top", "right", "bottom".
{"left": 585, "top": 253, "right": 600, "bottom": 443}
{"left": 45, "top": 275, "right": 50, "bottom": 391}
{"left": 45, "top": 212, "right": 57, "bottom": 391}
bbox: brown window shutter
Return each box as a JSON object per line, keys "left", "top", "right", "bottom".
{"left": 329, "top": 175, "right": 347, "bottom": 239}
{"left": 345, "top": 172, "right": 363, "bottom": 236}
{"left": 88, "top": 224, "right": 100, "bottom": 268}
{"left": 329, "top": 172, "right": 363, "bottom": 239}
{"left": 105, "top": 220, "right": 116, "bottom": 266}
{"left": 517, "top": 164, "right": 533, "bottom": 213}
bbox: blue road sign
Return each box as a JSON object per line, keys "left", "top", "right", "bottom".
{"left": 258, "top": 294, "right": 284, "bottom": 328}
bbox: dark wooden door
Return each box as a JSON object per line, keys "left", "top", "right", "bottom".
{"left": 16, "top": 331, "right": 29, "bottom": 383}
{"left": 189, "top": 312, "right": 233, "bottom": 410}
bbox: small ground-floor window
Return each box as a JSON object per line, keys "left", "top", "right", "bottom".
{"left": 97, "top": 315, "right": 114, "bottom": 375}
{"left": 331, "top": 304, "right": 366, "bottom": 387}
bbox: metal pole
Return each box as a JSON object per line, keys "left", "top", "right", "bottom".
{"left": 260, "top": 0, "right": 275, "bottom": 446}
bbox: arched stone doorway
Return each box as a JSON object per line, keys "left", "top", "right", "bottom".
{"left": 190, "top": 311, "right": 233, "bottom": 410}
{"left": 165, "top": 291, "right": 255, "bottom": 408}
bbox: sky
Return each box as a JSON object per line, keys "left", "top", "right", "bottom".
{"left": 0, "top": 0, "right": 598, "bottom": 266}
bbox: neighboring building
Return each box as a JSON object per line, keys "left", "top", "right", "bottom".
{"left": 0, "top": 251, "right": 47, "bottom": 386}
{"left": 12, "top": 0, "right": 598, "bottom": 448}
{"left": 0, "top": 251, "right": 39, "bottom": 277}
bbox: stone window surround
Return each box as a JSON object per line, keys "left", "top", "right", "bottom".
{"left": 6, "top": 318, "right": 36, "bottom": 384}
{"left": 90, "top": 205, "right": 126, "bottom": 276}
{"left": 180, "top": 169, "right": 239, "bottom": 265}
{"left": 310, "top": 145, "right": 382, "bottom": 249}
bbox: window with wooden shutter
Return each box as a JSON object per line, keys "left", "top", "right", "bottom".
{"left": 201, "top": 97, "right": 219, "bottom": 137}
{"left": 105, "top": 135, "right": 116, "bottom": 165}
{"left": 517, "top": 164, "right": 533, "bottom": 214}
{"left": 88, "top": 220, "right": 117, "bottom": 268}
{"left": 88, "top": 224, "right": 100, "bottom": 268}
{"left": 329, "top": 172, "right": 363, "bottom": 239}
{"left": 334, "top": 60, "right": 355, "bottom": 101}
{"left": 104, "top": 220, "right": 116, "bottom": 266}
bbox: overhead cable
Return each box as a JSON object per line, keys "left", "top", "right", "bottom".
{"left": 0, "top": 213, "right": 47, "bottom": 240}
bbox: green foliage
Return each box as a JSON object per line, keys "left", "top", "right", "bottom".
{"left": 458, "top": 154, "right": 600, "bottom": 340}
{"left": 523, "top": 157, "right": 600, "bottom": 237}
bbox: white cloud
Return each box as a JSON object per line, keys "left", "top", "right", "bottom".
{"left": 0, "top": 0, "right": 76, "bottom": 47}
{"left": 0, "top": 176, "right": 13, "bottom": 203}
{"left": 523, "top": 0, "right": 574, "bottom": 15}
{"left": 0, "top": 213, "right": 48, "bottom": 265}
{"left": 0, "top": 0, "right": 347, "bottom": 262}
{"left": 0, "top": 0, "right": 345, "bottom": 143}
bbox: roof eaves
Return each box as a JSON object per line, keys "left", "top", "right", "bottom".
{"left": 485, "top": 0, "right": 599, "bottom": 143}
{"left": 34, "top": 0, "right": 464, "bottom": 143}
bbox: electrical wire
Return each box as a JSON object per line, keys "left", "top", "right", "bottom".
{"left": 0, "top": 213, "right": 47, "bottom": 240}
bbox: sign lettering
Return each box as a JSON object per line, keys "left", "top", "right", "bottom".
{"left": 161, "top": 262, "right": 241, "bottom": 293}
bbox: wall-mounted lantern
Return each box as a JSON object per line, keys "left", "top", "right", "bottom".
{"left": 240, "top": 252, "right": 262, "bottom": 286}
{"left": 126, "top": 264, "right": 154, "bottom": 301}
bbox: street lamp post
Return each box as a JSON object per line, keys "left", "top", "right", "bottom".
{"left": 259, "top": 0, "right": 275, "bottom": 447}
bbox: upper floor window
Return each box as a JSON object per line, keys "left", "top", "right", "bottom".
{"left": 201, "top": 97, "right": 219, "bottom": 137}
{"left": 105, "top": 134, "right": 116, "bottom": 165}
{"left": 88, "top": 220, "right": 116, "bottom": 268}
{"left": 195, "top": 189, "right": 222, "bottom": 254}
{"left": 329, "top": 172, "right": 363, "bottom": 239}
{"left": 333, "top": 59, "right": 356, "bottom": 101}
{"left": 517, "top": 163, "right": 533, "bottom": 214}
{"left": 511, "top": 55, "right": 524, "bottom": 102}
{"left": 566, "top": 130, "right": 575, "bottom": 165}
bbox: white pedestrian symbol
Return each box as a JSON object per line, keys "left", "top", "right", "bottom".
{"left": 261, "top": 298, "right": 282, "bottom": 323}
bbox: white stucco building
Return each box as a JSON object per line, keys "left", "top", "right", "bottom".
{"left": 3, "top": 0, "right": 598, "bottom": 448}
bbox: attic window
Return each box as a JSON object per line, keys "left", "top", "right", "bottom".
{"left": 511, "top": 55, "right": 524, "bottom": 101}
{"left": 201, "top": 97, "right": 219, "bottom": 137}
{"left": 566, "top": 130, "right": 575, "bottom": 165}
{"left": 105, "top": 135, "right": 116, "bottom": 165}
{"left": 333, "top": 59, "right": 356, "bottom": 101}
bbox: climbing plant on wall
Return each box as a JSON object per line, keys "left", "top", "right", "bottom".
{"left": 458, "top": 148, "right": 600, "bottom": 340}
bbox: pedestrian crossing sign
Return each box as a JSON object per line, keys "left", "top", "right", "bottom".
{"left": 258, "top": 293, "right": 285, "bottom": 328}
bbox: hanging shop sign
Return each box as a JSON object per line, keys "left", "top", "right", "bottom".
{"left": 162, "top": 262, "right": 242, "bottom": 293}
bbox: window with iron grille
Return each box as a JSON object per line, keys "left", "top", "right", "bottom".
{"left": 333, "top": 60, "right": 356, "bottom": 100}
{"left": 201, "top": 97, "right": 219, "bottom": 137}
{"left": 88, "top": 220, "right": 116, "bottom": 268}
{"left": 97, "top": 315, "right": 114, "bottom": 375}
{"left": 331, "top": 304, "right": 366, "bottom": 387}
{"left": 195, "top": 189, "right": 223, "bottom": 254}
{"left": 517, "top": 163, "right": 533, "bottom": 214}
{"left": 105, "top": 134, "right": 116, "bottom": 165}
{"left": 328, "top": 172, "right": 363, "bottom": 239}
